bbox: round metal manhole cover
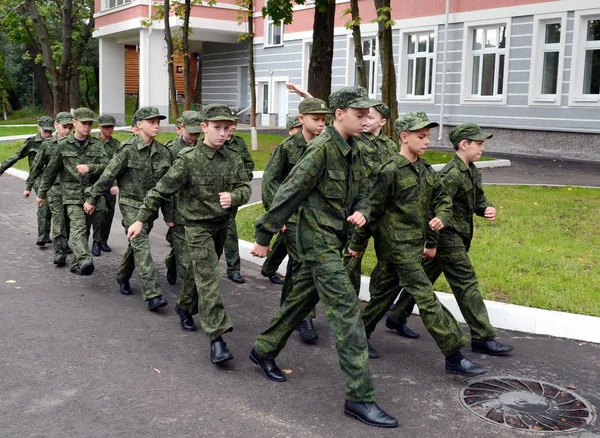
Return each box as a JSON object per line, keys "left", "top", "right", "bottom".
{"left": 459, "top": 376, "right": 595, "bottom": 433}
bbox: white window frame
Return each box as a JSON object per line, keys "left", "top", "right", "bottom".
{"left": 265, "top": 16, "right": 284, "bottom": 48}
{"left": 346, "top": 32, "right": 379, "bottom": 98}
{"left": 569, "top": 8, "right": 600, "bottom": 106}
{"left": 103, "top": 0, "right": 131, "bottom": 11}
{"left": 301, "top": 39, "right": 313, "bottom": 90}
{"left": 398, "top": 26, "right": 437, "bottom": 104}
{"left": 528, "top": 13, "right": 567, "bottom": 106}
{"left": 460, "top": 19, "right": 510, "bottom": 105}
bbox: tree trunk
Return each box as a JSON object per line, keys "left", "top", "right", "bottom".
{"left": 193, "top": 53, "right": 202, "bottom": 105}
{"left": 70, "top": 67, "right": 81, "bottom": 109}
{"left": 350, "top": 0, "right": 366, "bottom": 88}
{"left": 375, "top": 0, "right": 398, "bottom": 137}
{"left": 164, "top": 0, "right": 179, "bottom": 120}
{"left": 183, "top": 0, "right": 192, "bottom": 110}
{"left": 25, "top": 42, "right": 54, "bottom": 114}
{"left": 248, "top": 1, "right": 256, "bottom": 128}
{"left": 307, "top": 0, "right": 336, "bottom": 100}
{"left": 56, "top": 0, "right": 74, "bottom": 112}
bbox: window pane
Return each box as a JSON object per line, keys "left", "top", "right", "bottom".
{"left": 545, "top": 23, "right": 561, "bottom": 44}
{"left": 472, "top": 55, "right": 480, "bottom": 94}
{"left": 587, "top": 20, "right": 600, "bottom": 41}
{"left": 369, "top": 60, "right": 376, "bottom": 95}
{"left": 497, "top": 54, "right": 505, "bottom": 95}
{"left": 418, "top": 35, "right": 427, "bottom": 53}
{"left": 473, "top": 28, "right": 484, "bottom": 50}
{"left": 407, "top": 59, "right": 414, "bottom": 94}
{"left": 481, "top": 53, "right": 496, "bottom": 95}
{"left": 415, "top": 57, "right": 426, "bottom": 95}
{"left": 541, "top": 51, "right": 559, "bottom": 94}
{"left": 486, "top": 28, "right": 498, "bottom": 48}
{"left": 273, "top": 24, "right": 282, "bottom": 45}
{"left": 583, "top": 49, "right": 600, "bottom": 94}
{"left": 429, "top": 32, "right": 435, "bottom": 53}
{"left": 263, "top": 84, "right": 269, "bottom": 113}
{"left": 499, "top": 26, "right": 507, "bottom": 49}
{"left": 428, "top": 58, "right": 433, "bottom": 95}
{"left": 363, "top": 39, "right": 370, "bottom": 56}
{"left": 408, "top": 35, "right": 416, "bottom": 54}
{"left": 362, "top": 61, "right": 371, "bottom": 90}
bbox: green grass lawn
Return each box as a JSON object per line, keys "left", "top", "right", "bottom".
{"left": 0, "top": 126, "right": 40, "bottom": 136}
{"left": 236, "top": 185, "right": 600, "bottom": 317}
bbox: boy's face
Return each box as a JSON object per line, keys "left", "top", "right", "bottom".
{"left": 401, "top": 127, "right": 431, "bottom": 157}
{"left": 336, "top": 108, "right": 369, "bottom": 137}
{"left": 55, "top": 123, "right": 72, "bottom": 138}
{"left": 180, "top": 126, "right": 200, "bottom": 146}
{"left": 138, "top": 117, "right": 161, "bottom": 138}
{"left": 299, "top": 113, "right": 326, "bottom": 137}
{"left": 227, "top": 122, "right": 238, "bottom": 139}
{"left": 202, "top": 121, "right": 233, "bottom": 148}
{"left": 39, "top": 128, "right": 53, "bottom": 139}
{"left": 363, "top": 107, "right": 387, "bottom": 134}
{"left": 73, "top": 120, "right": 93, "bottom": 138}
{"left": 461, "top": 139, "right": 485, "bottom": 163}
{"left": 99, "top": 125, "right": 115, "bottom": 138}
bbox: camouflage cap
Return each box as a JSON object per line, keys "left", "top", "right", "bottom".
{"left": 134, "top": 107, "right": 166, "bottom": 121}
{"left": 55, "top": 112, "right": 73, "bottom": 125}
{"left": 298, "top": 98, "right": 330, "bottom": 115}
{"left": 181, "top": 110, "right": 202, "bottom": 134}
{"left": 38, "top": 116, "right": 55, "bottom": 131}
{"left": 130, "top": 116, "right": 137, "bottom": 128}
{"left": 449, "top": 123, "right": 493, "bottom": 146}
{"left": 286, "top": 116, "right": 302, "bottom": 131}
{"left": 98, "top": 114, "right": 117, "bottom": 126}
{"left": 394, "top": 111, "right": 439, "bottom": 134}
{"left": 328, "top": 86, "right": 379, "bottom": 112}
{"left": 72, "top": 107, "right": 95, "bottom": 122}
{"left": 372, "top": 102, "right": 391, "bottom": 120}
{"left": 174, "top": 117, "right": 183, "bottom": 128}
{"left": 202, "top": 104, "right": 237, "bottom": 122}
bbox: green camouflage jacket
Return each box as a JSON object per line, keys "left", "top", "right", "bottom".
{"left": 261, "top": 130, "right": 308, "bottom": 221}
{"left": 426, "top": 154, "right": 493, "bottom": 251}
{"left": 0, "top": 134, "right": 44, "bottom": 175}
{"left": 135, "top": 142, "right": 251, "bottom": 226}
{"left": 38, "top": 134, "right": 108, "bottom": 204}
{"left": 349, "top": 155, "right": 452, "bottom": 264}
{"left": 85, "top": 135, "right": 173, "bottom": 220}
{"left": 167, "top": 137, "right": 190, "bottom": 162}
{"left": 26, "top": 135, "right": 61, "bottom": 190}
{"left": 225, "top": 135, "right": 255, "bottom": 180}
{"left": 359, "top": 132, "right": 398, "bottom": 177}
{"left": 255, "top": 126, "right": 370, "bottom": 261}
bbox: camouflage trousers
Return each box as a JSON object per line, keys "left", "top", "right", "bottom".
{"left": 363, "top": 261, "right": 467, "bottom": 357}
{"left": 280, "top": 222, "right": 315, "bottom": 320}
{"left": 177, "top": 224, "right": 233, "bottom": 341}
{"left": 342, "top": 245, "right": 366, "bottom": 296}
{"left": 261, "top": 232, "right": 287, "bottom": 276}
{"left": 92, "top": 193, "right": 116, "bottom": 244}
{"left": 65, "top": 204, "right": 94, "bottom": 270}
{"left": 253, "top": 258, "right": 376, "bottom": 402}
{"left": 47, "top": 185, "right": 69, "bottom": 257}
{"left": 165, "top": 224, "right": 188, "bottom": 282}
{"left": 223, "top": 207, "right": 240, "bottom": 276}
{"left": 34, "top": 187, "right": 52, "bottom": 241}
{"left": 390, "top": 248, "right": 495, "bottom": 342}
{"left": 116, "top": 205, "right": 162, "bottom": 301}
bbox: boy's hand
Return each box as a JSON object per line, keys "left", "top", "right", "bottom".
{"left": 429, "top": 217, "right": 444, "bottom": 231}
{"left": 110, "top": 186, "right": 120, "bottom": 196}
{"left": 484, "top": 207, "right": 496, "bottom": 222}
{"left": 24, "top": 190, "right": 31, "bottom": 198}
{"left": 348, "top": 248, "right": 363, "bottom": 259}
{"left": 37, "top": 197, "right": 44, "bottom": 207}
{"left": 219, "top": 192, "right": 232, "bottom": 209}
{"left": 281, "top": 224, "right": 287, "bottom": 233}
{"left": 347, "top": 211, "right": 366, "bottom": 227}
{"left": 250, "top": 243, "right": 270, "bottom": 258}
{"left": 83, "top": 202, "right": 96, "bottom": 215}
{"left": 423, "top": 247, "right": 437, "bottom": 260}
{"left": 127, "top": 221, "right": 144, "bottom": 240}
{"left": 76, "top": 164, "right": 90, "bottom": 174}
{"left": 165, "top": 222, "right": 174, "bottom": 227}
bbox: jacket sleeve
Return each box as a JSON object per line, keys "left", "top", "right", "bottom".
{"left": 38, "top": 148, "right": 64, "bottom": 199}
{"left": 261, "top": 144, "right": 286, "bottom": 210}
{"left": 430, "top": 171, "right": 453, "bottom": 228}
{"left": 236, "top": 136, "right": 255, "bottom": 180}
{"left": 473, "top": 167, "right": 493, "bottom": 216}
{"left": 230, "top": 159, "right": 252, "bottom": 208}
{"left": 25, "top": 143, "right": 47, "bottom": 191}
{"left": 85, "top": 149, "right": 129, "bottom": 206}
{"left": 0, "top": 139, "right": 31, "bottom": 174}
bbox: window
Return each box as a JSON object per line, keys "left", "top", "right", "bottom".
{"left": 405, "top": 31, "right": 435, "bottom": 97}
{"left": 570, "top": 10, "right": 600, "bottom": 105}
{"left": 583, "top": 19, "right": 600, "bottom": 95}
{"left": 266, "top": 16, "right": 283, "bottom": 47}
{"left": 529, "top": 15, "right": 566, "bottom": 105}
{"left": 302, "top": 41, "right": 313, "bottom": 89}
{"left": 354, "top": 37, "right": 378, "bottom": 98}
{"left": 104, "top": 0, "right": 130, "bottom": 10}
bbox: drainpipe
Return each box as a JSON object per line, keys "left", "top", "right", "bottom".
{"left": 146, "top": 0, "right": 153, "bottom": 106}
{"left": 438, "top": 0, "right": 450, "bottom": 141}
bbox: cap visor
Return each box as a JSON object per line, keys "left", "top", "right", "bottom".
{"left": 184, "top": 126, "right": 203, "bottom": 134}
{"left": 205, "top": 116, "right": 237, "bottom": 122}
{"left": 410, "top": 121, "right": 439, "bottom": 131}
{"left": 75, "top": 118, "right": 95, "bottom": 122}
{"left": 143, "top": 115, "right": 167, "bottom": 120}
{"left": 347, "top": 98, "right": 381, "bottom": 109}
{"left": 469, "top": 132, "right": 493, "bottom": 141}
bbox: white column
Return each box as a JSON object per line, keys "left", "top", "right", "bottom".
{"left": 98, "top": 37, "right": 126, "bottom": 126}
{"left": 138, "top": 28, "right": 170, "bottom": 123}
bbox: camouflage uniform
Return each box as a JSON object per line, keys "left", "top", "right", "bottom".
{"left": 92, "top": 115, "right": 121, "bottom": 247}
{"left": 135, "top": 105, "right": 251, "bottom": 341}
{"left": 253, "top": 86, "right": 380, "bottom": 403}
{"left": 223, "top": 134, "right": 254, "bottom": 277}
{"left": 38, "top": 109, "right": 108, "bottom": 271}
{"left": 349, "top": 112, "right": 467, "bottom": 357}
{"left": 26, "top": 112, "right": 74, "bottom": 260}
{"left": 86, "top": 108, "right": 172, "bottom": 301}
{"left": 391, "top": 125, "right": 496, "bottom": 342}
{"left": 286, "top": 115, "right": 302, "bottom": 132}
{"left": 0, "top": 119, "right": 54, "bottom": 243}
{"left": 260, "top": 232, "right": 287, "bottom": 276}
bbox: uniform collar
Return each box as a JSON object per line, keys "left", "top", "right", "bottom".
{"left": 452, "top": 153, "right": 472, "bottom": 172}
{"left": 199, "top": 142, "right": 224, "bottom": 158}
{"left": 325, "top": 126, "right": 353, "bottom": 157}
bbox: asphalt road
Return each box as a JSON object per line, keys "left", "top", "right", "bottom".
{"left": 0, "top": 166, "right": 599, "bottom": 437}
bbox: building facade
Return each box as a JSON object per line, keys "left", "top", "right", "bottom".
{"left": 94, "top": 0, "right": 600, "bottom": 160}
